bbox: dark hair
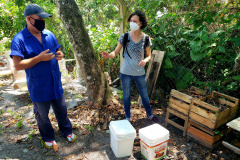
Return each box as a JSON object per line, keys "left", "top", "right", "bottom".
{"left": 127, "top": 10, "right": 148, "bottom": 29}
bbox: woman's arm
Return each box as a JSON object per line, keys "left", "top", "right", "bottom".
{"left": 101, "top": 42, "right": 123, "bottom": 59}
{"left": 139, "top": 46, "right": 151, "bottom": 67}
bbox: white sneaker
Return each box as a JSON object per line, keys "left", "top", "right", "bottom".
{"left": 67, "top": 133, "right": 76, "bottom": 142}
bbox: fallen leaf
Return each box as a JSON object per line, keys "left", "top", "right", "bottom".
{"left": 29, "top": 146, "right": 34, "bottom": 150}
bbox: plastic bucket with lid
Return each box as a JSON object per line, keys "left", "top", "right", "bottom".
{"left": 109, "top": 120, "right": 136, "bottom": 158}
{"left": 139, "top": 124, "right": 169, "bottom": 160}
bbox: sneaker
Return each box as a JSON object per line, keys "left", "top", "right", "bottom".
{"left": 43, "top": 140, "right": 58, "bottom": 151}
{"left": 67, "top": 133, "right": 76, "bottom": 142}
{"left": 151, "top": 116, "right": 159, "bottom": 123}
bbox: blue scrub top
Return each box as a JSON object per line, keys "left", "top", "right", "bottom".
{"left": 10, "top": 25, "right": 63, "bottom": 102}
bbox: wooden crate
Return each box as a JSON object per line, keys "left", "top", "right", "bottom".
{"left": 189, "top": 91, "right": 239, "bottom": 130}
{"left": 165, "top": 87, "right": 207, "bottom": 136}
{"left": 165, "top": 89, "right": 192, "bottom": 136}
{"left": 187, "top": 119, "right": 231, "bottom": 149}
{"left": 168, "top": 89, "right": 193, "bottom": 115}
{"left": 168, "top": 87, "right": 207, "bottom": 115}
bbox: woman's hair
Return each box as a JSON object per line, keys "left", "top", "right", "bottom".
{"left": 127, "top": 10, "right": 148, "bottom": 29}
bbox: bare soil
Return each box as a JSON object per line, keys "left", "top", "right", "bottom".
{"left": 0, "top": 75, "right": 240, "bottom": 159}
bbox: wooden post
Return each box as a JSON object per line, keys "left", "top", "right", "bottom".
{"left": 137, "top": 50, "right": 165, "bottom": 107}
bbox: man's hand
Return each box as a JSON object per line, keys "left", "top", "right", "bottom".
{"left": 38, "top": 49, "right": 55, "bottom": 61}
{"left": 55, "top": 50, "right": 64, "bottom": 61}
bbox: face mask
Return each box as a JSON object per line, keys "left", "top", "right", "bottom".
{"left": 130, "top": 22, "right": 140, "bottom": 31}
{"left": 30, "top": 16, "right": 45, "bottom": 31}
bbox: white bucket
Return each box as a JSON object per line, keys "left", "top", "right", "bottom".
{"left": 109, "top": 120, "right": 136, "bottom": 158}
{"left": 139, "top": 124, "right": 169, "bottom": 160}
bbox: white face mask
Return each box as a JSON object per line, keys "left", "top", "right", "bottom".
{"left": 130, "top": 22, "right": 140, "bottom": 31}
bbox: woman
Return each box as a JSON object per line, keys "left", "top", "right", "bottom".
{"left": 101, "top": 11, "right": 159, "bottom": 123}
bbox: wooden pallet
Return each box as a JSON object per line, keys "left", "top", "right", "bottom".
{"left": 189, "top": 91, "right": 239, "bottom": 130}
{"left": 187, "top": 119, "right": 230, "bottom": 150}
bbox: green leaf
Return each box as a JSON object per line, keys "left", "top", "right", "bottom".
{"left": 201, "top": 33, "right": 208, "bottom": 42}
{"left": 163, "top": 57, "right": 173, "bottom": 69}
{"left": 152, "top": 28, "right": 157, "bottom": 34}
{"left": 231, "top": 37, "right": 240, "bottom": 46}
{"left": 233, "top": 76, "right": 240, "bottom": 82}
{"left": 167, "top": 45, "right": 175, "bottom": 52}
{"left": 165, "top": 70, "right": 176, "bottom": 79}
{"left": 167, "top": 52, "right": 180, "bottom": 58}
{"left": 218, "top": 46, "right": 225, "bottom": 53}
{"left": 190, "top": 41, "right": 202, "bottom": 52}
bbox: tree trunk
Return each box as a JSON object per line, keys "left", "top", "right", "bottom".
{"left": 116, "top": 0, "right": 128, "bottom": 65}
{"left": 54, "top": 0, "right": 112, "bottom": 105}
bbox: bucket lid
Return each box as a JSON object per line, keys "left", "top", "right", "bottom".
{"left": 139, "top": 124, "right": 169, "bottom": 146}
{"left": 109, "top": 120, "right": 136, "bottom": 140}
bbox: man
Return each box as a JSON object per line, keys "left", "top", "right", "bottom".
{"left": 10, "top": 4, "right": 76, "bottom": 150}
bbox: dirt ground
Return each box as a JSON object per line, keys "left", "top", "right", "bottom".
{"left": 0, "top": 74, "right": 240, "bottom": 160}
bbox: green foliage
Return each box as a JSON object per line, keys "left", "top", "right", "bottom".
{"left": 142, "top": 1, "right": 240, "bottom": 97}
{"left": 84, "top": 124, "right": 93, "bottom": 133}
{"left": 28, "top": 130, "right": 36, "bottom": 140}
{"left": 117, "top": 90, "right": 123, "bottom": 100}
{"left": 0, "top": 123, "right": 3, "bottom": 134}
{"left": 16, "top": 115, "right": 23, "bottom": 129}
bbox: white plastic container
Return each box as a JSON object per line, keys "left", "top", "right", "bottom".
{"left": 139, "top": 124, "right": 169, "bottom": 160}
{"left": 109, "top": 120, "right": 136, "bottom": 158}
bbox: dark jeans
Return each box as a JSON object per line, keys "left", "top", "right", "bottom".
{"left": 33, "top": 95, "right": 72, "bottom": 141}
{"left": 120, "top": 73, "right": 153, "bottom": 118}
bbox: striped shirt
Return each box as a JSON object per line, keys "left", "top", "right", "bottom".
{"left": 119, "top": 32, "right": 152, "bottom": 76}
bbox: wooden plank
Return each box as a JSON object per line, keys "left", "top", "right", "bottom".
{"left": 222, "top": 141, "right": 240, "bottom": 155}
{"left": 189, "top": 111, "right": 215, "bottom": 129}
{"left": 166, "top": 118, "right": 185, "bottom": 131}
{"left": 169, "top": 103, "right": 188, "bottom": 115}
{"left": 137, "top": 50, "right": 165, "bottom": 107}
{"left": 169, "top": 100, "right": 189, "bottom": 115}
{"left": 188, "top": 120, "right": 214, "bottom": 136}
{"left": 227, "top": 117, "right": 240, "bottom": 132}
{"left": 146, "top": 50, "right": 165, "bottom": 97}
{"left": 168, "top": 108, "right": 188, "bottom": 120}
{"left": 218, "top": 98, "right": 235, "bottom": 107}
{"left": 190, "top": 104, "right": 217, "bottom": 122}
{"left": 212, "top": 91, "right": 239, "bottom": 106}
{"left": 191, "top": 99, "right": 219, "bottom": 112}
{"left": 169, "top": 97, "right": 190, "bottom": 111}
{"left": 215, "top": 113, "right": 236, "bottom": 129}
{"left": 170, "top": 89, "right": 192, "bottom": 104}
{"left": 215, "top": 107, "right": 231, "bottom": 122}
{"left": 187, "top": 126, "right": 213, "bottom": 145}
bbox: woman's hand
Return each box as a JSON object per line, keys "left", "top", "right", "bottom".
{"left": 101, "top": 51, "right": 110, "bottom": 59}
{"left": 139, "top": 59, "right": 147, "bottom": 67}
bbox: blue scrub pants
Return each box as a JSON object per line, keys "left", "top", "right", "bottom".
{"left": 120, "top": 73, "right": 153, "bottom": 119}
{"left": 33, "top": 95, "right": 72, "bottom": 142}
